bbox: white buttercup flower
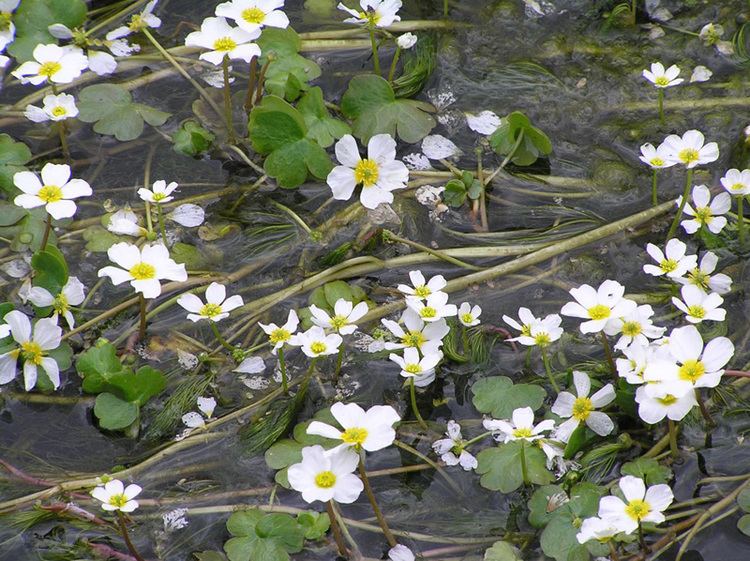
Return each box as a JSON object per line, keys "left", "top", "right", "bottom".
{"left": 635, "top": 384, "right": 696, "bottom": 423}
{"left": 338, "top": 0, "right": 402, "bottom": 27}
{"left": 671, "top": 284, "right": 725, "bottom": 324}
{"left": 397, "top": 270, "right": 447, "bottom": 300}
{"left": 576, "top": 516, "right": 619, "bottom": 544}
{"left": 381, "top": 308, "right": 448, "bottom": 355}
{"left": 598, "top": 476, "right": 673, "bottom": 534}
{"left": 258, "top": 309, "right": 298, "bottom": 354}
{"left": 177, "top": 282, "right": 244, "bottom": 322}
{"left": 215, "top": 0, "right": 290, "bottom": 33}
{"left": 327, "top": 134, "right": 409, "bottom": 209}
{"left": 396, "top": 32, "right": 417, "bottom": 49}
{"left": 662, "top": 130, "right": 719, "bottom": 169}
{"left": 12, "top": 44, "right": 88, "bottom": 85}
{"left": 106, "top": 0, "right": 161, "bottom": 40}
{"left": 184, "top": 16, "right": 261, "bottom": 66}
{"left": 98, "top": 242, "right": 188, "bottom": 299}
{"left": 138, "top": 180, "right": 178, "bottom": 203}
{"left": 458, "top": 302, "right": 481, "bottom": 327}
{"left": 642, "top": 239, "right": 697, "bottom": 278}
{"left": 91, "top": 479, "right": 142, "bottom": 512}
{"left": 502, "top": 307, "right": 540, "bottom": 338}
{"left": 677, "top": 184, "right": 730, "bottom": 234}
{"left": 25, "top": 276, "right": 86, "bottom": 329}
{"left": 642, "top": 62, "right": 683, "bottom": 88}
{"left": 107, "top": 208, "right": 146, "bottom": 238}
{"left": 310, "top": 298, "right": 368, "bottom": 335}
{"left": 431, "top": 420, "right": 477, "bottom": 471}
{"left": 560, "top": 280, "right": 637, "bottom": 334}
{"left": 616, "top": 342, "right": 670, "bottom": 385}
{"left": 24, "top": 93, "right": 78, "bottom": 123}
{"left": 405, "top": 292, "right": 456, "bottom": 323}
{"left": 605, "top": 304, "right": 665, "bottom": 351}
{"left": 13, "top": 163, "right": 92, "bottom": 220}
{"left": 639, "top": 142, "right": 676, "bottom": 170}
{"left": 0, "top": 0, "right": 19, "bottom": 52}
{"left": 676, "top": 251, "right": 732, "bottom": 295}
{"left": 388, "top": 347, "right": 441, "bottom": 387}
{"left": 0, "top": 311, "right": 62, "bottom": 390}
{"left": 307, "top": 401, "right": 400, "bottom": 451}
{"left": 552, "top": 371, "right": 615, "bottom": 440}
{"left": 287, "top": 445, "right": 363, "bottom": 504}
{"left": 720, "top": 168, "right": 750, "bottom": 196}
{"left": 288, "top": 326, "right": 342, "bottom": 358}
{"left": 483, "top": 406, "right": 555, "bottom": 443}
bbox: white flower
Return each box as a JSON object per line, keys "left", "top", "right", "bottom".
{"left": 396, "top": 32, "right": 417, "bottom": 49}
{"left": 327, "top": 134, "right": 409, "bottom": 209}
{"left": 457, "top": 302, "right": 481, "bottom": 327}
{"left": 639, "top": 142, "right": 677, "bottom": 170}
{"left": 671, "top": 284, "right": 725, "bottom": 324}
{"left": 310, "top": 298, "right": 368, "bottom": 335}
{"left": 388, "top": 544, "right": 415, "bottom": 561}
{"left": 0, "top": 311, "right": 62, "bottom": 390}
{"left": 635, "top": 384, "right": 696, "bottom": 423}
{"left": 642, "top": 62, "right": 683, "bottom": 88}
{"left": 431, "top": 420, "right": 477, "bottom": 471}
{"left": 552, "top": 371, "right": 616, "bottom": 440}
{"left": 604, "top": 305, "right": 665, "bottom": 351}
{"left": 388, "top": 347, "right": 441, "bottom": 387}
{"left": 13, "top": 163, "right": 92, "bottom": 220}
{"left": 185, "top": 16, "right": 261, "bottom": 66}
{"left": 215, "top": 0, "right": 290, "bottom": 33}
{"left": 483, "top": 406, "right": 555, "bottom": 443}
{"left": 405, "top": 292, "right": 456, "bottom": 323}
{"left": 690, "top": 65, "right": 712, "bottom": 83}
{"left": 616, "top": 342, "right": 670, "bottom": 385}
{"left": 25, "top": 276, "right": 86, "bottom": 329}
{"left": 289, "top": 326, "right": 342, "bottom": 358}
{"left": 397, "top": 270, "right": 447, "bottom": 300}
{"left": 106, "top": 0, "right": 161, "bottom": 40}
{"left": 287, "top": 445, "right": 363, "bottom": 504}
{"left": 24, "top": 93, "right": 78, "bottom": 123}
{"left": 91, "top": 479, "right": 142, "bottom": 513}
{"left": 642, "top": 239, "right": 697, "bottom": 279}
{"left": 138, "top": 179, "right": 178, "bottom": 203}
{"left": 338, "top": 0, "right": 402, "bottom": 27}
{"left": 560, "top": 280, "right": 637, "bottom": 334}
{"left": 107, "top": 208, "right": 146, "bottom": 237}
{"left": 307, "top": 401, "right": 400, "bottom": 451}
{"left": 381, "top": 308, "right": 448, "bottom": 355}
{"left": 0, "top": 0, "right": 19, "bottom": 52}
{"left": 576, "top": 516, "right": 620, "bottom": 544}
{"left": 466, "top": 110, "right": 501, "bottom": 135}
{"left": 508, "top": 313, "right": 563, "bottom": 348}
{"left": 676, "top": 251, "right": 732, "bottom": 295}
{"left": 662, "top": 130, "right": 719, "bottom": 169}
{"left": 258, "top": 309, "right": 298, "bottom": 354}
{"left": 699, "top": 23, "right": 723, "bottom": 45}
{"left": 598, "top": 476, "right": 673, "bottom": 534}
{"left": 197, "top": 396, "right": 216, "bottom": 418}
{"left": 177, "top": 282, "right": 244, "bottom": 322}
{"left": 502, "top": 307, "right": 539, "bottom": 338}
{"left": 677, "top": 184, "right": 730, "bottom": 234}
{"left": 98, "top": 242, "right": 188, "bottom": 299}
{"left": 720, "top": 168, "right": 750, "bottom": 196}
{"left": 12, "top": 44, "right": 88, "bottom": 85}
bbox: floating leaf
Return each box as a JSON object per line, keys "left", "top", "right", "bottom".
{"left": 476, "top": 440, "right": 552, "bottom": 493}
{"left": 224, "top": 509, "right": 305, "bottom": 561}
{"left": 340, "top": 74, "right": 436, "bottom": 143}
{"left": 739, "top": 514, "right": 750, "bottom": 536}
{"left": 489, "top": 111, "right": 552, "bottom": 167}
{"left": 296, "top": 511, "right": 330, "bottom": 540}
{"left": 0, "top": 134, "right": 32, "bottom": 194}
{"left": 621, "top": 457, "right": 672, "bottom": 485}
{"left": 31, "top": 244, "right": 68, "bottom": 296}
{"left": 738, "top": 488, "right": 750, "bottom": 513}
{"left": 106, "top": 366, "right": 166, "bottom": 406}
{"left": 297, "top": 87, "right": 350, "bottom": 148}
{"left": 78, "top": 84, "right": 170, "bottom": 141}
{"left": 82, "top": 226, "right": 122, "bottom": 252}
{"left": 77, "top": 340, "right": 129, "bottom": 394}
{"left": 94, "top": 392, "right": 139, "bottom": 430}
{"left": 257, "top": 27, "right": 321, "bottom": 101}
{"left": 471, "top": 376, "right": 546, "bottom": 418}
{"left": 173, "top": 120, "right": 215, "bottom": 157}
{"left": 484, "top": 541, "right": 522, "bottom": 561}
{"left": 9, "top": 0, "right": 87, "bottom": 61}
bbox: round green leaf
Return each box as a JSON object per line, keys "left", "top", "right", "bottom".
{"left": 94, "top": 393, "right": 139, "bottom": 430}
{"left": 471, "top": 376, "right": 547, "bottom": 418}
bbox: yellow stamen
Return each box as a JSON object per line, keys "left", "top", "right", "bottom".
{"left": 269, "top": 328, "right": 290, "bottom": 344}
{"left": 404, "top": 364, "right": 421, "bottom": 374}
{"left": 199, "top": 303, "right": 223, "bottom": 318}
{"left": 401, "top": 331, "right": 425, "bottom": 348}
{"left": 242, "top": 7, "right": 266, "bottom": 24}
{"left": 659, "top": 258, "right": 678, "bottom": 273}
{"left": 587, "top": 304, "right": 611, "bottom": 320}
{"left": 354, "top": 159, "right": 379, "bottom": 187}
{"left": 624, "top": 499, "right": 651, "bottom": 521}
{"left": 678, "top": 359, "right": 705, "bottom": 383}
{"left": 341, "top": 427, "right": 368, "bottom": 445}
{"left": 213, "top": 36, "right": 237, "bottom": 52}
{"left": 571, "top": 396, "right": 593, "bottom": 421}
{"left": 419, "top": 307, "right": 437, "bottom": 319}
{"left": 37, "top": 185, "right": 63, "bottom": 204}
{"left": 20, "top": 341, "right": 44, "bottom": 366}
{"left": 51, "top": 106, "right": 67, "bottom": 118}
{"left": 330, "top": 315, "right": 348, "bottom": 330}
{"left": 621, "top": 321, "right": 642, "bottom": 337}
{"left": 513, "top": 427, "right": 533, "bottom": 438}
{"left": 310, "top": 341, "right": 327, "bottom": 354}
{"left": 686, "top": 305, "right": 706, "bottom": 319}
{"left": 678, "top": 148, "right": 699, "bottom": 164}
{"left": 38, "top": 61, "right": 62, "bottom": 78}
{"left": 129, "top": 262, "right": 156, "bottom": 280}
{"left": 107, "top": 493, "right": 130, "bottom": 508}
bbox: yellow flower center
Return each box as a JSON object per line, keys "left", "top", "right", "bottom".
{"left": 310, "top": 341, "right": 327, "bottom": 354}
{"left": 660, "top": 258, "right": 678, "bottom": 273}
{"left": 199, "top": 303, "right": 223, "bottom": 318}
{"left": 269, "top": 328, "right": 290, "bottom": 344}
{"left": 686, "top": 305, "right": 706, "bottom": 319}
{"left": 129, "top": 262, "right": 156, "bottom": 280}
{"left": 678, "top": 148, "right": 699, "bottom": 164}
{"left": 650, "top": 157, "right": 664, "bottom": 167}
{"left": 534, "top": 332, "right": 551, "bottom": 346}
{"left": 678, "top": 359, "right": 706, "bottom": 383}
{"left": 20, "top": 341, "right": 44, "bottom": 365}
{"left": 53, "top": 293, "right": 68, "bottom": 315}
{"left": 571, "top": 396, "right": 593, "bottom": 421}
{"left": 461, "top": 313, "right": 474, "bottom": 324}
{"left": 401, "top": 331, "right": 425, "bottom": 348}
{"left": 354, "top": 159, "right": 379, "bottom": 187}
{"left": 621, "top": 321, "right": 642, "bottom": 337}
{"left": 687, "top": 268, "right": 709, "bottom": 291}
{"left": 654, "top": 76, "right": 670, "bottom": 86}
{"left": 694, "top": 206, "right": 712, "bottom": 224}
{"left": 624, "top": 499, "right": 651, "bottom": 521}
{"left": 413, "top": 285, "right": 431, "bottom": 298}
{"left": 0, "top": 12, "right": 11, "bottom": 31}
{"left": 587, "top": 304, "right": 611, "bottom": 320}
{"left": 404, "top": 363, "right": 421, "bottom": 374}
{"left": 242, "top": 7, "right": 266, "bottom": 24}
{"left": 520, "top": 324, "right": 531, "bottom": 337}
{"left": 38, "top": 185, "right": 63, "bottom": 203}
{"left": 152, "top": 191, "right": 167, "bottom": 202}
{"left": 38, "top": 61, "right": 62, "bottom": 78}
{"left": 330, "top": 315, "right": 348, "bottom": 330}
{"left": 419, "top": 307, "right": 437, "bottom": 319}
{"left": 51, "top": 106, "right": 67, "bottom": 117}
{"left": 213, "top": 36, "right": 237, "bottom": 52}
{"left": 359, "top": 9, "right": 382, "bottom": 25}
{"left": 128, "top": 13, "right": 147, "bottom": 31}
{"left": 341, "top": 427, "right": 368, "bottom": 445}
{"left": 513, "top": 427, "right": 533, "bottom": 438}
{"left": 658, "top": 394, "right": 678, "bottom": 405}
{"left": 107, "top": 493, "right": 130, "bottom": 508}
{"left": 732, "top": 183, "right": 746, "bottom": 192}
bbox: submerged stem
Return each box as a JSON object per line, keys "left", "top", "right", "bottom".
{"left": 58, "top": 121, "right": 70, "bottom": 163}
{"left": 222, "top": 55, "right": 236, "bottom": 144}
{"left": 245, "top": 56, "right": 258, "bottom": 113}
{"left": 156, "top": 204, "right": 168, "bottom": 246}
{"left": 540, "top": 347, "right": 560, "bottom": 393}
{"left": 333, "top": 345, "right": 344, "bottom": 385}
{"left": 40, "top": 213, "right": 52, "bottom": 251}
{"left": 651, "top": 169, "right": 658, "bottom": 206}
{"left": 657, "top": 88, "right": 664, "bottom": 124}
{"left": 387, "top": 46, "right": 401, "bottom": 83}
{"left": 326, "top": 500, "right": 349, "bottom": 558}
{"left": 409, "top": 377, "right": 428, "bottom": 430}
{"left": 667, "top": 419, "right": 679, "bottom": 459}
{"left": 138, "top": 294, "right": 147, "bottom": 341}
{"left": 667, "top": 168, "right": 693, "bottom": 241}
{"left": 279, "top": 347, "right": 288, "bottom": 394}
{"left": 116, "top": 512, "right": 146, "bottom": 561}
{"left": 210, "top": 321, "right": 235, "bottom": 352}
{"left": 738, "top": 195, "right": 745, "bottom": 247}
{"left": 519, "top": 440, "right": 528, "bottom": 484}
{"left": 599, "top": 331, "right": 617, "bottom": 382}
{"left": 358, "top": 456, "right": 397, "bottom": 548}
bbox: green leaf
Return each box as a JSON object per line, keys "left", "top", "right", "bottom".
{"left": 296, "top": 511, "right": 330, "bottom": 540}
{"left": 621, "top": 457, "right": 672, "bottom": 485}
{"left": 0, "top": 134, "right": 32, "bottom": 194}
{"left": 82, "top": 226, "right": 123, "bottom": 252}
{"left": 528, "top": 485, "right": 568, "bottom": 528}
{"left": 257, "top": 27, "right": 321, "bottom": 101}
{"left": 737, "top": 488, "right": 750, "bottom": 513}
{"left": 78, "top": 84, "right": 170, "bottom": 141}
{"left": 540, "top": 515, "right": 589, "bottom": 561}
{"left": 31, "top": 245, "right": 68, "bottom": 296}
{"left": 476, "top": 440, "right": 552, "bottom": 493}
{"left": 563, "top": 425, "right": 589, "bottom": 459}
{"left": 471, "top": 376, "right": 546, "bottom": 418}
{"left": 340, "top": 74, "right": 436, "bottom": 143}
{"left": 224, "top": 509, "right": 305, "bottom": 561}
{"left": 0, "top": 210, "right": 56, "bottom": 252}
{"left": 489, "top": 111, "right": 552, "bottom": 167}
{"left": 323, "top": 280, "right": 354, "bottom": 307}
{"left": 107, "top": 366, "right": 166, "bottom": 406}
{"left": 94, "top": 393, "right": 139, "bottom": 430}
{"left": 0, "top": 202, "right": 27, "bottom": 226}
{"left": 171, "top": 242, "right": 209, "bottom": 269}
{"left": 297, "top": 87, "right": 351, "bottom": 148}
{"left": 265, "top": 439, "right": 304, "bottom": 470}
{"left": 443, "top": 179, "right": 467, "bottom": 207}
{"left": 484, "top": 541, "right": 522, "bottom": 561}
{"left": 248, "top": 95, "right": 332, "bottom": 188}
{"left": 738, "top": 514, "right": 750, "bottom": 536}
{"left": 173, "top": 120, "right": 216, "bottom": 157}
{"left": 9, "top": 0, "right": 87, "bottom": 61}
{"left": 77, "top": 340, "right": 128, "bottom": 394}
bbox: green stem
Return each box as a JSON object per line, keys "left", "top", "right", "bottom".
{"left": 519, "top": 440, "right": 528, "bottom": 485}
{"left": 57, "top": 121, "right": 70, "bottom": 163}
{"left": 444, "top": 0, "right": 449, "bottom": 17}
{"left": 667, "top": 419, "right": 679, "bottom": 459}
{"left": 210, "top": 321, "right": 235, "bottom": 352}
{"left": 638, "top": 521, "right": 647, "bottom": 554}
{"left": 40, "top": 213, "right": 52, "bottom": 251}
{"left": 156, "top": 203, "right": 168, "bottom": 246}
{"left": 222, "top": 55, "right": 236, "bottom": 144}
{"left": 695, "top": 389, "right": 714, "bottom": 426}
{"left": 368, "top": 23, "right": 381, "bottom": 75}
{"left": 599, "top": 331, "right": 617, "bottom": 382}
{"left": 540, "top": 347, "right": 560, "bottom": 393}
{"left": 409, "top": 377, "right": 428, "bottom": 430}
{"left": 657, "top": 88, "right": 664, "bottom": 124}
{"left": 244, "top": 56, "right": 258, "bottom": 113}
{"left": 651, "top": 169, "right": 658, "bottom": 206}
{"left": 631, "top": 0, "right": 637, "bottom": 26}
{"left": 117, "top": 512, "right": 146, "bottom": 561}
{"left": 463, "top": 431, "right": 492, "bottom": 448}
{"left": 138, "top": 294, "right": 147, "bottom": 340}
{"left": 333, "top": 345, "right": 344, "bottom": 384}
{"left": 738, "top": 195, "right": 745, "bottom": 247}
{"left": 144, "top": 202, "right": 154, "bottom": 235}
{"left": 482, "top": 129, "right": 525, "bottom": 187}
{"left": 279, "top": 347, "right": 288, "bottom": 394}
{"left": 358, "top": 456, "right": 397, "bottom": 548}
{"left": 609, "top": 540, "right": 621, "bottom": 561}
{"left": 326, "top": 500, "right": 348, "bottom": 557}
{"left": 667, "top": 168, "right": 693, "bottom": 241}
{"left": 387, "top": 46, "right": 401, "bottom": 83}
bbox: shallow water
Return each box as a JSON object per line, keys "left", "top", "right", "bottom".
{"left": 1, "top": 0, "right": 750, "bottom": 560}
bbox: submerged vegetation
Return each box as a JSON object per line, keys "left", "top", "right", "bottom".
{"left": 1, "top": 0, "right": 750, "bottom": 560}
